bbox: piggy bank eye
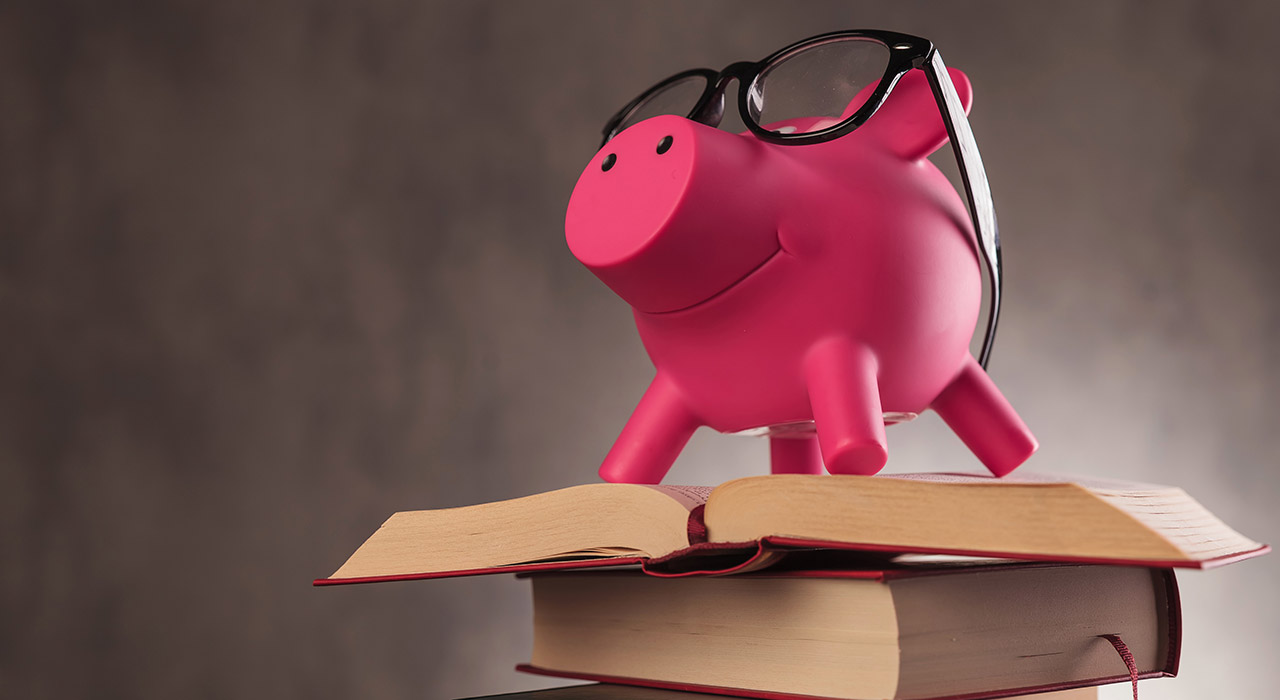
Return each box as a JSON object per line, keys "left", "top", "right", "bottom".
{"left": 601, "top": 153, "right": 617, "bottom": 172}
{"left": 656, "top": 135, "right": 674, "bottom": 154}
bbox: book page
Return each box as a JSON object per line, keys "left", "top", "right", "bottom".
{"left": 885, "top": 471, "right": 1170, "bottom": 492}
{"left": 641, "top": 485, "right": 713, "bottom": 511}
{"left": 704, "top": 472, "right": 1250, "bottom": 564}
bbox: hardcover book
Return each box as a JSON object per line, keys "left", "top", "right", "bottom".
{"left": 317, "top": 473, "right": 1266, "bottom": 585}
{"left": 459, "top": 683, "right": 1099, "bottom": 699}
{"left": 519, "top": 563, "right": 1178, "bottom": 700}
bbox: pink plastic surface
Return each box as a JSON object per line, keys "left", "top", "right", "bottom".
{"left": 566, "top": 68, "right": 1038, "bottom": 483}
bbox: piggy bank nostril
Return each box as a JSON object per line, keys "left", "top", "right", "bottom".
{"left": 656, "top": 135, "right": 673, "bottom": 155}
{"left": 601, "top": 153, "right": 617, "bottom": 172}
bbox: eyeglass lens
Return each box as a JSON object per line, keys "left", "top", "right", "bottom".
{"left": 748, "top": 37, "right": 890, "bottom": 135}
{"left": 616, "top": 75, "right": 710, "bottom": 136}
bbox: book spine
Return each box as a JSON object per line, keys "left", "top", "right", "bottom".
{"left": 1161, "top": 568, "right": 1183, "bottom": 676}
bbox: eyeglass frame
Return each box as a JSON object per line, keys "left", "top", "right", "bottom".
{"left": 600, "top": 29, "right": 1003, "bottom": 370}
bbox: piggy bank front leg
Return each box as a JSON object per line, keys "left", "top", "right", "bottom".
{"left": 804, "top": 338, "right": 889, "bottom": 476}
{"left": 931, "top": 355, "right": 1039, "bottom": 477}
{"left": 598, "top": 372, "right": 701, "bottom": 484}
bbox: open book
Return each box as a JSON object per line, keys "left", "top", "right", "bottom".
{"left": 317, "top": 473, "right": 1267, "bottom": 585}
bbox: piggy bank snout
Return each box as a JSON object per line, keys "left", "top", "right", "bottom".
{"left": 566, "top": 118, "right": 698, "bottom": 272}
{"left": 566, "top": 116, "right": 782, "bottom": 314}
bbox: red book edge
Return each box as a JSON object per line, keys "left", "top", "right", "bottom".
{"left": 313, "top": 537, "right": 1268, "bottom": 586}
{"left": 1162, "top": 562, "right": 1183, "bottom": 677}
{"left": 759, "top": 537, "right": 1270, "bottom": 570}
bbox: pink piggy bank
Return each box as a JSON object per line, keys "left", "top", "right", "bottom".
{"left": 566, "top": 68, "right": 1037, "bottom": 483}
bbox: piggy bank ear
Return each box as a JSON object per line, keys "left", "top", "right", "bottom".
{"left": 851, "top": 67, "right": 972, "bottom": 161}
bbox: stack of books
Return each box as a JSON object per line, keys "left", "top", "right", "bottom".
{"left": 318, "top": 473, "right": 1267, "bottom": 699}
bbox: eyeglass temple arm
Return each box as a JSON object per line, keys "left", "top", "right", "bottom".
{"left": 922, "top": 51, "right": 1002, "bottom": 371}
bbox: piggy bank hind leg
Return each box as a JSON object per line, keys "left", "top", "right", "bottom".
{"left": 804, "top": 338, "right": 889, "bottom": 476}
{"left": 931, "top": 355, "right": 1038, "bottom": 477}
{"left": 598, "top": 372, "right": 701, "bottom": 484}
{"left": 769, "top": 435, "right": 825, "bottom": 475}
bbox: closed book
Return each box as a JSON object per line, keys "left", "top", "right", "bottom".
{"left": 519, "top": 563, "right": 1179, "bottom": 700}
{"left": 316, "top": 473, "right": 1265, "bottom": 586}
{"left": 458, "top": 684, "right": 1098, "bottom": 699}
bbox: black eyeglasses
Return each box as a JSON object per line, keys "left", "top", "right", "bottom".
{"left": 601, "top": 29, "right": 1003, "bottom": 369}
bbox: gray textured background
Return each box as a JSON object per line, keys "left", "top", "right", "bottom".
{"left": 2, "top": 2, "right": 1277, "bottom": 699}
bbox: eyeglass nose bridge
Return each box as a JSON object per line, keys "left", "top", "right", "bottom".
{"left": 688, "top": 61, "right": 761, "bottom": 129}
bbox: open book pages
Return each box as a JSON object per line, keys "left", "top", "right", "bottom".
{"left": 705, "top": 473, "right": 1265, "bottom": 566}
{"left": 328, "top": 483, "right": 704, "bottom": 580}
{"left": 321, "top": 472, "right": 1267, "bottom": 583}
